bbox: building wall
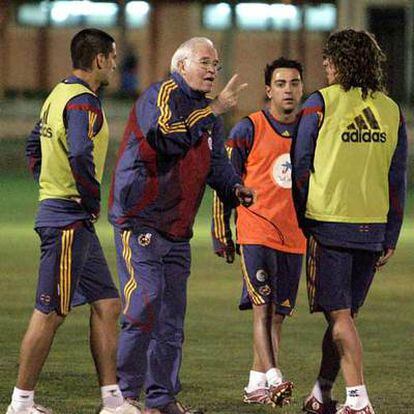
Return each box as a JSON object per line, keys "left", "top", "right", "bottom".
{"left": 4, "top": 1, "right": 411, "bottom": 116}
{"left": 337, "top": 0, "right": 412, "bottom": 28}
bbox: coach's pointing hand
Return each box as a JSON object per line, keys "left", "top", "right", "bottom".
{"left": 210, "top": 74, "right": 248, "bottom": 115}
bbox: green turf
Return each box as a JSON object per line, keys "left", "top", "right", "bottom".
{"left": 0, "top": 173, "right": 413, "bottom": 414}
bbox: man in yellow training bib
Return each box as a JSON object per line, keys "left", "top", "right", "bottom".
{"left": 7, "top": 29, "right": 140, "bottom": 414}
{"left": 292, "top": 29, "right": 408, "bottom": 414}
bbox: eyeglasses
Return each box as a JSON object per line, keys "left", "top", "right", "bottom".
{"left": 189, "top": 58, "right": 222, "bottom": 72}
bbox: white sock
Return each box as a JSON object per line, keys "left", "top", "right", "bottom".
{"left": 245, "top": 370, "right": 267, "bottom": 392}
{"left": 101, "top": 385, "right": 124, "bottom": 409}
{"left": 345, "top": 385, "right": 369, "bottom": 410}
{"left": 311, "top": 377, "right": 334, "bottom": 403}
{"left": 266, "top": 368, "right": 283, "bottom": 386}
{"left": 11, "top": 387, "right": 34, "bottom": 411}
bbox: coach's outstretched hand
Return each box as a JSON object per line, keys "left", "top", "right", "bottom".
{"left": 234, "top": 184, "right": 255, "bottom": 207}
{"left": 210, "top": 74, "right": 248, "bottom": 115}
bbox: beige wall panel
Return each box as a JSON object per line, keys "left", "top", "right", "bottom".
{"left": 7, "top": 26, "right": 38, "bottom": 90}
{"left": 303, "top": 33, "right": 327, "bottom": 94}
{"left": 47, "top": 28, "right": 73, "bottom": 88}
{"left": 232, "top": 32, "right": 282, "bottom": 116}
{"left": 153, "top": 3, "right": 201, "bottom": 80}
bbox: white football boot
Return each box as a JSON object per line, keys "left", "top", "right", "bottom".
{"left": 99, "top": 400, "right": 142, "bottom": 414}
{"left": 6, "top": 404, "right": 52, "bottom": 414}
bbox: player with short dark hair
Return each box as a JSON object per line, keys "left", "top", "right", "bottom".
{"left": 264, "top": 57, "right": 303, "bottom": 87}
{"left": 292, "top": 29, "right": 408, "bottom": 414}
{"left": 109, "top": 37, "right": 253, "bottom": 414}
{"left": 71, "top": 28, "right": 115, "bottom": 72}
{"left": 212, "top": 57, "right": 306, "bottom": 407}
{"left": 7, "top": 28, "right": 140, "bottom": 414}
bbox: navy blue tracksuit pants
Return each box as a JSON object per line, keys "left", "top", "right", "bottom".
{"left": 114, "top": 227, "right": 190, "bottom": 408}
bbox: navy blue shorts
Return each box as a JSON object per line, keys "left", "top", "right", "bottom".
{"left": 35, "top": 221, "right": 119, "bottom": 316}
{"left": 306, "top": 235, "right": 380, "bottom": 314}
{"left": 239, "top": 244, "right": 303, "bottom": 315}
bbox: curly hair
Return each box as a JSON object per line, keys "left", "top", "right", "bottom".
{"left": 323, "top": 29, "right": 387, "bottom": 99}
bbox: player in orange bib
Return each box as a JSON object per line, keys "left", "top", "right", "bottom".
{"left": 212, "top": 57, "right": 306, "bottom": 406}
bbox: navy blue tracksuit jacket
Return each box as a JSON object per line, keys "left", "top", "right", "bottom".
{"left": 109, "top": 72, "right": 241, "bottom": 240}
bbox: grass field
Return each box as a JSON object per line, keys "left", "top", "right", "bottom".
{"left": 0, "top": 167, "right": 413, "bottom": 413}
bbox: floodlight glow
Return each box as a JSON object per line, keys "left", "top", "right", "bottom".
{"left": 126, "top": 1, "right": 150, "bottom": 27}
{"left": 216, "top": 2, "right": 231, "bottom": 16}
{"left": 236, "top": 3, "right": 270, "bottom": 20}
{"left": 270, "top": 4, "right": 298, "bottom": 20}
{"left": 126, "top": 1, "right": 150, "bottom": 16}
{"left": 50, "top": 1, "right": 117, "bottom": 23}
{"left": 19, "top": 3, "right": 48, "bottom": 26}
{"left": 305, "top": 4, "right": 336, "bottom": 31}
{"left": 203, "top": 3, "right": 231, "bottom": 29}
{"left": 50, "top": 2, "right": 71, "bottom": 22}
{"left": 236, "top": 3, "right": 271, "bottom": 29}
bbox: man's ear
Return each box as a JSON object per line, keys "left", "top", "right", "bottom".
{"left": 178, "top": 60, "right": 186, "bottom": 75}
{"left": 96, "top": 53, "right": 106, "bottom": 70}
{"left": 265, "top": 85, "right": 271, "bottom": 100}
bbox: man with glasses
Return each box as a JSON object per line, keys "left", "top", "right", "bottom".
{"left": 109, "top": 37, "right": 253, "bottom": 414}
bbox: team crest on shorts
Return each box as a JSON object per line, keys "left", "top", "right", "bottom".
{"left": 138, "top": 232, "right": 152, "bottom": 246}
{"left": 39, "top": 293, "right": 51, "bottom": 304}
{"left": 259, "top": 285, "right": 271, "bottom": 296}
{"left": 256, "top": 269, "right": 268, "bottom": 282}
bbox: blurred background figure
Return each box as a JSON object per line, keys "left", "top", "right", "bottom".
{"left": 120, "top": 46, "right": 140, "bottom": 99}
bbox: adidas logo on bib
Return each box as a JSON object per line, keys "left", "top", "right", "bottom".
{"left": 341, "top": 106, "right": 386, "bottom": 143}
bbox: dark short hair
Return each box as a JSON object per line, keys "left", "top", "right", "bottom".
{"left": 71, "top": 28, "right": 115, "bottom": 71}
{"left": 264, "top": 57, "right": 303, "bottom": 86}
{"left": 323, "top": 29, "right": 387, "bottom": 98}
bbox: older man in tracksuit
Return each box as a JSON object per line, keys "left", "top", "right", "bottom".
{"left": 109, "top": 37, "right": 253, "bottom": 414}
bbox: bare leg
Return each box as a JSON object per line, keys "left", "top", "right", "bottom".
{"left": 270, "top": 310, "right": 285, "bottom": 369}
{"left": 252, "top": 342, "right": 265, "bottom": 372}
{"left": 17, "top": 310, "right": 64, "bottom": 390}
{"left": 252, "top": 304, "right": 274, "bottom": 372}
{"left": 318, "top": 315, "right": 341, "bottom": 383}
{"left": 330, "top": 309, "right": 364, "bottom": 386}
{"left": 89, "top": 298, "right": 121, "bottom": 386}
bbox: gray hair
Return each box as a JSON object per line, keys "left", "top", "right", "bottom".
{"left": 170, "top": 37, "right": 215, "bottom": 73}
